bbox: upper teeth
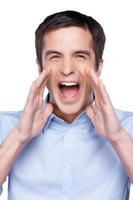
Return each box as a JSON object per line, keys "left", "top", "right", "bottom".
{"left": 61, "top": 82, "right": 78, "bottom": 86}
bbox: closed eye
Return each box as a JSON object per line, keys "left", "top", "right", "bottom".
{"left": 76, "top": 54, "right": 87, "bottom": 59}
{"left": 50, "top": 55, "right": 60, "bottom": 60}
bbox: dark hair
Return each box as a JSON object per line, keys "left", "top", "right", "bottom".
{"left": 35, "top": 10, "right": 106, "bottom": 71}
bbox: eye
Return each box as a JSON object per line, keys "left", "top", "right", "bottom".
{"left": 76, "top": 54, "right": 86, "bottom": 59}
{"left": 50, "top": 55, "right": 60, "bottom": 60}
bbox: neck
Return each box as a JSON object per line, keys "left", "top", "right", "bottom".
{"left": 53, "top": 105, "right": 85, "bottom": 123}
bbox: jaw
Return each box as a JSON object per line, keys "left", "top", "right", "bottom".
{"left": 53, "top": 101, "right": 85, "bottom": 123}
{"left": 49, "top": 87, "right": 92, "bottom": 123}
{"left": 46, "top": 75, "right": 93, "bottom": 122}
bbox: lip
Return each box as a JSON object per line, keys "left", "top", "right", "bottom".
{"left": 57, "top": 83, "right": 81, "bottom": 103}
{"left": 58, "top": 80, "right": 80, "bottom": 85}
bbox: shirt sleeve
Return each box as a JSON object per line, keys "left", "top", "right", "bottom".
{"left": 120, "top": 113, "right": 133, "bottom": 139}
{"left": 0, "top": 113, "right": 8, "bottom": 145}
{"left": 126, "top": 117, "right": 133, "bottom": 138}
{"left": 0, "top": 111, "right": 20, "bottom": 144}
{"left": 0, "top": 111, "right": 20, "bottom": 196}
{"left": 0, "top": 114, "right": 3, "bottom": 144}
{"left": 0, "top": 115, "right": 3, "bottom": 196}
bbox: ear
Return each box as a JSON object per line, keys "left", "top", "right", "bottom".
{"left": 36, "top": 58, "right": 42, "bottom": 75}
{"left": 96, "top": 59, "right": 103, "bottom": 77}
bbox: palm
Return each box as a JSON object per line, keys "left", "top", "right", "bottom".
{"left": 86, "top": 69, "right": 122, "bottom": 140}
{"left": 16, "top": 68, "right": 53, "bottom": 141}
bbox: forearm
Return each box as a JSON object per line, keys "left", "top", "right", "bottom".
{"left": 110, "top": 129, "right": 133, "bottom": 183}
{"left": 0, "top": 129, "right": 28, "bottom": 185}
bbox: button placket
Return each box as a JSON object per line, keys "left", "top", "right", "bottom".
{"left": 61, "top": 128, "right": 74, "bottom": 199}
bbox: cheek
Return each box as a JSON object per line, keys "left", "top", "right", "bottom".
{"left": 42, "top": 58, "right": 58, "bottom": 69}
{"left": 76, "top": 60, "right": 96, "bottom": 81}
{"left": 44, "top": 59, "right": 61, "bottom": 67}
{"left": 76, "top": 64, "right": 88, "bottom": 81}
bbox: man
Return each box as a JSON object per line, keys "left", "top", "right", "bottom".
{"left": 0, "top": 10, "right": 133, "bottom": 200}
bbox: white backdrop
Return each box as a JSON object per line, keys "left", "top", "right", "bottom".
{"left": 0, "top": 0, "right": 133, "bottom": 199}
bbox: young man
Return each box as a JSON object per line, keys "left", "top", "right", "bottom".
{"left": 0, "top": 10, "right": 133, "bottom": 200}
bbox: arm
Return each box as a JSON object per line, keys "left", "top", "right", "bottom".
{"left": 0, "top": 129, "right": 27, "bottom": 185}
{"left": 0, "top": 68, "right": 53, "bottom": 186}
{"left": 110, "top": 129, "right": 133, "bottom": 183}
{"left": 86, "top": 68, "right": 133, "bottom": 183}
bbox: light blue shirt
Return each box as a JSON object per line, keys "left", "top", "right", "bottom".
{"left": 0, "top": 98, "right": 133, "bottom": 200}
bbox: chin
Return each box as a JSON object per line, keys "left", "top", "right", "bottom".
{"left": 55, "top": 99, "right": 86, "bottom": 115}
{"left": 49, "top": 90, "right": 88, "bottom": 117}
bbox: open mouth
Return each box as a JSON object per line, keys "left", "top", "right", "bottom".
{"left": 58, "top": 82, "right": 81, "bottom": 102}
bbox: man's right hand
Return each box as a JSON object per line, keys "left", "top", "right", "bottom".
{"left": 15, "top": 67, "right": 53, "bottom": 143}
{"left": 0, "top": 67, "right": 53, "bottom": 186}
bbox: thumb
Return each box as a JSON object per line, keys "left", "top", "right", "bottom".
{"left": 86, "top": 105, "right": 95, "bottom": 125}
{"left": 42, "top": 103, "right": 53, "bottom": 124}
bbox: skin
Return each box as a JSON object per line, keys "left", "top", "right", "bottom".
{"left": 40, "top": 27, "right": 103, "bottom": 123}
{"left": 16, "top": 26, "right": 105, "bottom": 139}
{"left": 0, "top": 26, "right": 133, "bottom": 186}
{"left": 18, "top": 26, "right": 122, "bottom": 138}
{"left": 15, "top": 26, "right": 131, "bottom": 148}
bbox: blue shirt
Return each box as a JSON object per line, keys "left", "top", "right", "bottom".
{"left": 0, "top": 100, "right": 133, "bottom": 200}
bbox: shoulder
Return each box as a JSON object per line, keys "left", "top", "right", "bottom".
{"left": 0, "top": 110, "right": 21, "bottom": 118}
{"left": 0, "top": 111, "right": 21, "bottom": 123}
{"left": 115, "top": 108, "right": 133, "bottom": 137}
{"left": 0, "top": 111, "right": 21, "bottom": 143}
{"left": 115, "top": 108, "right": 133, "bottom": 122}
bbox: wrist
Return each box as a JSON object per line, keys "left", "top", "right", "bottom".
{"left": 108, "top": 128, "right": 128, "bottom": 145}
{"left": 12, "top": 129, "right": 31, "bottom": 145}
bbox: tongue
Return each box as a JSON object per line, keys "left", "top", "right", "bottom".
{"left": 62, "top": 86, "right": 79, "bottom": 99}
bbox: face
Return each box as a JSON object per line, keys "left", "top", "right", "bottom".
{"left": 40, "top": 27, "right": 103, "bottom": 123}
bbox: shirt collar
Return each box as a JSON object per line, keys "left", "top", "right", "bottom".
{"left": 41, "top": 93, "right": 54, "bottom": 133}
{"left": 42, "top": 93, "right": 93, "bottom": 133}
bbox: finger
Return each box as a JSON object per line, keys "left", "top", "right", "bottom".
{"left": 36, "top": 68, "right": 51, "bottom": 101}
{"left": 86, "top": 68, "right": 108, "bottom": 105}
{"left": 86, "top": 68, "right": 99, "bottom": 89}
{"left": 28, "top": 76, "right": 49, "bottom": 111}
{"left": 26, "top": 67, "right": 50, "bottom": 105}
{"left": 86, "top": 68, "right": 101, "bottom": 107}
{"left": 25, "top": 82, "right": 37, "bottom": 107}
{"left": 89, "top": 69, "right": 99, "bottom": 85}
{"left": 99, "top": 80, "right": 107, "bottom": 97}
{"left": 42, "top": 103, "right": 53, "bottom": 124}
{"left": 38, "top": 68, "right": 51, "bottom": 104}
{"left": 38, "top": 83, "right": 46, "bottom": 106}
{"left": 86, "top": 68, "right": 100, "bottom": 99}
{"left": 99, "top": 80, "right": 113, "bottom": 106}
{"left": 36, "top": 67, "right": 50, "bottom": 89}
{"left": 86, "top": 105, "right": 95, "bottom": 124}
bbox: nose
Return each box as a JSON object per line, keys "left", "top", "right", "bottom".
{"left": 61, "top": 58, "right": 76, "bottom": 75}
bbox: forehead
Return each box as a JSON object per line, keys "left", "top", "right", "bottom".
{"left": 42, "top": 27, "right": 94, "bottom": 51}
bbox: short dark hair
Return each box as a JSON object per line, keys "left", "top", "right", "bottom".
{"left": 35, "top": 10, "right": 106, "bottom": 71}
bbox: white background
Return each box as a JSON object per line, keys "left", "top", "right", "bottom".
{"left": 0, "top": 0, "right": 133, "bottom": 199}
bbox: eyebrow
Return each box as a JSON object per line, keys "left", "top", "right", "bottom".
{"left": 45, "top": 50, "right": 91, "bottom": 57}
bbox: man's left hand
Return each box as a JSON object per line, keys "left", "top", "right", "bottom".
{"left": 86, "top": 68, "right": 123, "bottom": 142}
